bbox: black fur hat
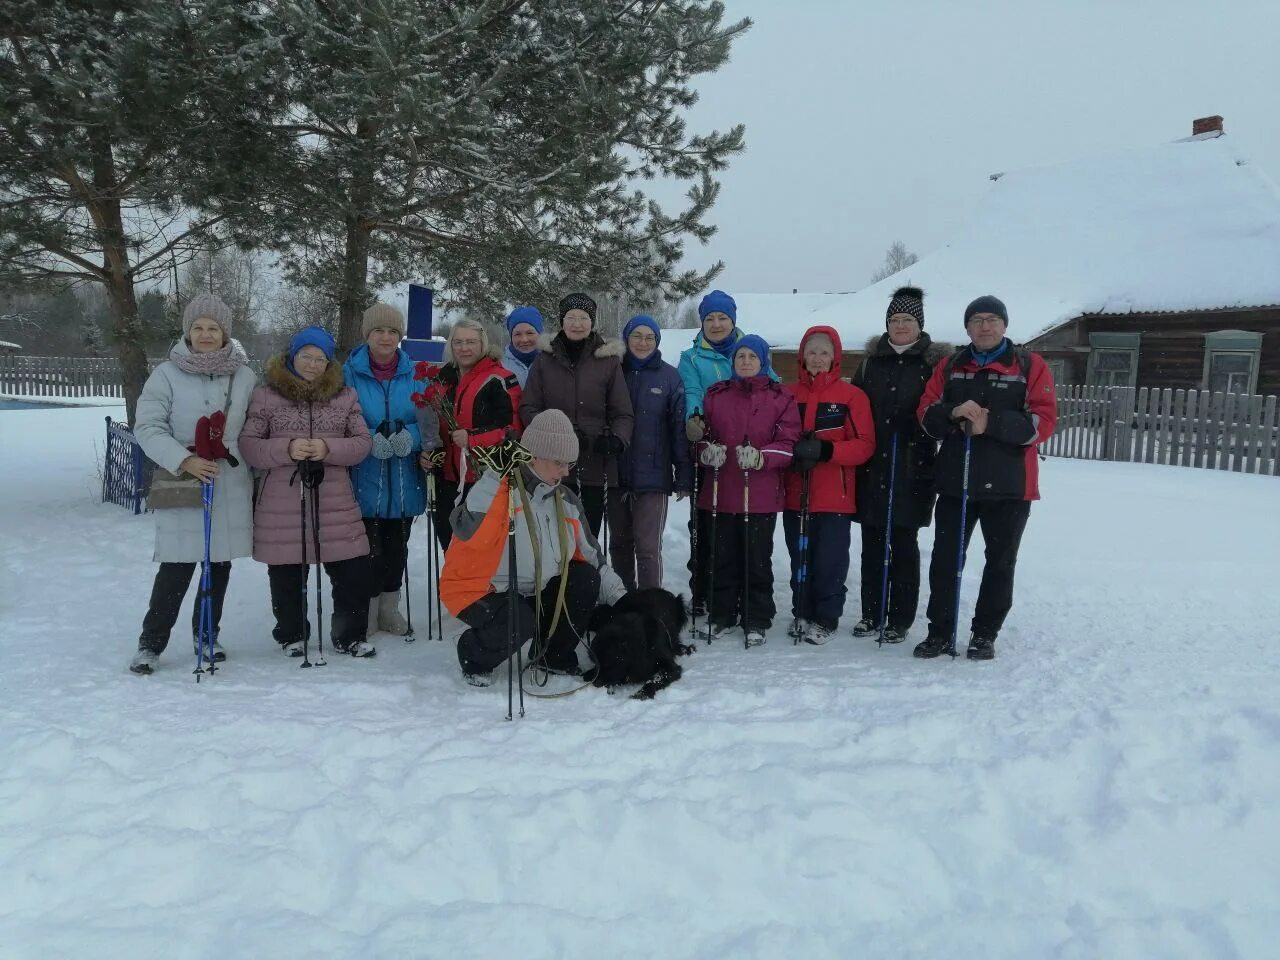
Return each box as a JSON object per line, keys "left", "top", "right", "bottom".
{"left": 886, "top": 286, "right": 924, "bottom": 328}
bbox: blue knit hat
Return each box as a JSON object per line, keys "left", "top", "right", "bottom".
{"left": 731, "top": 333, "right": 770, "bottom": 378}
{"left": 286, "top": 325, "right": 336, "bottom": 376}
{"left": 698, "top": 290, "right": 737, "bottom": 325}
{"left": 506, "top": 305, "right": 545, "bottom": 336}
{"left": 623, "top": 314, "right": 661, "bottom": 346}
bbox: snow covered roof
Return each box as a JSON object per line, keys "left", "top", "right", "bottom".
{"left": 824, "top": 132, "right": 1280, "bottom": 342}
{"left": 0, "top": 340, "right": 22, "bottom": 351}
{"left": 668, "top": 133, "right": 1280, "bottom": 351}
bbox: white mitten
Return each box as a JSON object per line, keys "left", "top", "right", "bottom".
{"left": 699, "top": 442, "right": 727, "bottom": 468}
{"left": 736, "top": 443, "right": 763, "bottom": 470}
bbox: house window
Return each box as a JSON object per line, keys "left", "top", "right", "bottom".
{"left": 1045, "top": 358, "right": 1068, "bottom": 385}
{"left": 1086, "top": 333, "right": 1140, "bottom": 388}
{"left": 1202, "top": 331, "right": 1262, "bottom": 395}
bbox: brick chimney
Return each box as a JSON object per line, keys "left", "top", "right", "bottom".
{"left": 1192, "top": 115, "right": 1224, "bottom": 136}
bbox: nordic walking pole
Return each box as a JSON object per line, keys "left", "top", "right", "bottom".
{"left": 194, "top": 479, "right": 215, "bottom": 681}
{"left": 795, "top": 468, "right": 811, "bottom": 646}
{"left": 877, "top": 432, "right": 899, "bottom": 648}
{"left": 948, "top": 421, "right": 973, "bottom": 659}
{"left": 398, "top": 456, "right": 415, "bottom": 643}
{"left": 308, "top": 478, "right": 327, "bottom": 666}
{"left": 600, "top": 427, "right": 612, "bottom": 560}
{"left": 688, "top": 437, "right": 701, "bottom": 640}
{"left": 741, "top": 435, "right": 751, "bottom": 650}
{"left": 296, "top": 473, "right": 312, "bottom": 668}
{"left": 705, "top": 459, "right": 720, "bottom": 644}
{"left": 428, "top": 471, "right": 444, "bottom": 642}
{"left": 504, "top": 474, "right": 525, "bottom": 720}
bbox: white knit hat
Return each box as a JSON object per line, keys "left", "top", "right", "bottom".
{"left": 520, "top": 409, "right": 579, "bottom": 462}
{"left": 362, "top": 302, "right": 406, "bottom": 338}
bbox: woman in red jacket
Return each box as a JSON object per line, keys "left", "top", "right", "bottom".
{"left": 422, "top": 318, "right": 523, "bottom": 548}
{"left": 783, "top": 326, "right": 876, "bottom": 645}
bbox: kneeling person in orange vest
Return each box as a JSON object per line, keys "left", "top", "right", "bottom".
{"left": 440, "top": 409, "right": 628, "bottom": 684}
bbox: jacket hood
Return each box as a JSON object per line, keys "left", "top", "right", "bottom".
{"left": 538, "top": 331, "right": 625, "bottom": 360}
{"left": 797, "top": 325, "right": 844, "bottom": 387}
{"left": 265, "top": 352, "right": 346, "bottom": 402}
{"left": 344, "top": 342, "right": 416, "bottom": 379}
{"left": 864, "top": 331, "right": 948, "bottom": 364}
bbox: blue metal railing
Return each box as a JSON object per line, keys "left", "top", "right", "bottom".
{"left": 103, "top": 417, "right": 148, "bottom": 514}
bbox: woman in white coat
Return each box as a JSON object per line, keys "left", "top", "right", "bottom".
{"left": 128, "top": 294, "right": 257, "bottom": 674}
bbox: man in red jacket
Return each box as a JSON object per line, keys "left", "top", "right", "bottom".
{"left": 914, "top": 296, "right": 1057, "bottom": 660}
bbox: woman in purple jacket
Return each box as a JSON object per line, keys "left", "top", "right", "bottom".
{"left": 609, "top": 315, "right": 694, "bottom": 591}
{"left": 697, "top": 335, "right": 800, "bottom": 646}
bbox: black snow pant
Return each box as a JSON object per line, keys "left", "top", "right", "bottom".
{"left": 268, "top": 556, "right": 375, "bottom": 652}
{"left": 575, "top": 482, "right": 606, "bottom": 540}
{"left": 456, "top": 561, "right": 600, "bottom": 677}
{"left": 859, "top": 523, "right": 923, "bottom": 632}
{"left": 364, "top": 517, "right": 412, "bottom": 594}
{"left": 687, "top": 504, "right": 715, "bottom": 612}
{"left": 138, "top": 561, "right": 232, "bottom": 654}
{"left": 925, "top": 496, "right": 1031, "bottom": 641}
{"left": 783, "top": 511, "right": 853, "bottom": 630}
{"left": 710, "top": 512, "right": 778, "bottom": 631}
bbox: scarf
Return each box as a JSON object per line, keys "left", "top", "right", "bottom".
{"left": 969, "top": 338, "right": 1010, "bottom": 367}
{"left": 508, "top": 344, "right": 539, "bottom": 368}
{"left": 703, "top": 329, "right": 737, "bottom": 360}
{"left": 371, "top": 352, "right": 399, "bottom": 382}
{"left": 889, "top": 338, "right": 920, "bottom": 356}
{"left": 170, "top": 338, "right": 249, "bottom": 377}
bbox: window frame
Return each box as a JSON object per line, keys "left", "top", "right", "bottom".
{"left": 1086, "top": 332, "right": 1140, "bottom": 388}
{"left": 1202, "top": 330, "right": 1262, "bottom": 396}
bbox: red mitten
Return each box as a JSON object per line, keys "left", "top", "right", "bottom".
{"left": 194, "top": 411, "right": 237, "bottom": 465}
{"left": 194, "top": 415, "right": 217, "bottom": 460}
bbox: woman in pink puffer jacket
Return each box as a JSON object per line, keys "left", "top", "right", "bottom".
{"left": 240, "top": 326, "right": 376, "bottom": 659}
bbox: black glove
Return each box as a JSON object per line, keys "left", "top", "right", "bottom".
{"left": 593, "top": 433, "right": 625, "bottom": 456}
{"left": 793, "top": 437, "right": 823, "bottom": 463}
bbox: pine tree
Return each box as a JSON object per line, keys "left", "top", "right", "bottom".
{"left": 253, "top": 0, "right": 750, "bottom": 351}
{"left": 0, "top": 1, "right": 284, "bottom": 422}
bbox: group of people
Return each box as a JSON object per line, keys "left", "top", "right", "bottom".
{"left": 127, "top": 284, "right": 1057, "bottom": 683}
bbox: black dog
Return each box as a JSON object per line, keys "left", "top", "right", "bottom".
{"left": 584, "top": 588, "right": 694, "bottom": 700}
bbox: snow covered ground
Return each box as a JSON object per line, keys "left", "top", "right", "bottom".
{"left": 2, "top": 404, "right": 1279, "bottom": 959}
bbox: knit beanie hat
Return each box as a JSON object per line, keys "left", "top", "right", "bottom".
{"left": 286, "top": 325, "right": 336, "bottom": 376}
{"left": 964, "top": 295, "right": 1009, "bottom": 326}
{"left": 731, "top": 333, "right": 770, "bottom": 378}
{"left": 506, "top": 305, "right": 545, "bottom": 336}
{"left": 623, "top": 314, "right": 661, "bottom": 346}
{"left": 886, "top": 286, "right": 925, "bottom": 329}
{"left": 558, "top": 292, "right": 597, "bottom": 326}
{"left": 521, "top": 409, "right": 579, "bottom": 463}
{"left": 698, "top": 289, "right": 737, "bottom": 325}
{"left": 362, "top": 302, "right": 406, "bottom": 338}
{"left": 182, "top": 294, "right": 233, "bottom": 339}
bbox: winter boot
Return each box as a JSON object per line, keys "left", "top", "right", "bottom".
{"left": 787, "top": 617, "right": 808, "bottom": 641}
{"left": 377, "top": 591, "right": 409, "bottom": 635}
{"left": 129, "top": 648, "right": 159, "bottom": 675}
{"left": 913, "top": 634, "right": 952, "bottom": 659}
{"left": 281, "top": 639, "right": 304, "bottom": 657}
{"left": 744, "top": 628, "right": 767, "bottom": 648}
{"left": 803, "top": 622, "right": 833, "bottom": 646}
{"left": 193, "top": 637, "right": 226, "bottom": 663}
{"left": 880, "top": 626, "right": 907, "bottom": 644}
{"left": 343, "top": 638, "right": 377, "bottom": 658}
{"left": 966, "top": 634, "right": 996, "bottom": 661}
{"left": 852, "top": 619, "right": 877, "bottom": 638}
{"left": 704, "top": 619, "right": 738, "bottom": 642}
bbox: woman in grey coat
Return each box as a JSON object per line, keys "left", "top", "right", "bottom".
{"left": 128, "top": 294, "right": 257, "bottom": 674}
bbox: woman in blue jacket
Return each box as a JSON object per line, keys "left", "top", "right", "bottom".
{"left": 676, "top": 290, "right": 778, "bottom": 615}
{"left": 343, "top": 303, "right": 427, "bottom": 637}
{"left": 610, "top": 315, "right": 693, "bottom": 591}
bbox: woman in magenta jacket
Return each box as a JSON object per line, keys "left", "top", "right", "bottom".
{"left": 783, "top": 326, "right": 876, "bottom": 645}
{"left": 696, "top": 334, "right": 800, "bottom": 646}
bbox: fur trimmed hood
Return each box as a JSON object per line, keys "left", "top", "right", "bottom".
{"left": 264, "top": 352, "right": 346, "bottom": 402}
{"left": 863, "top": 331, "right": 949, "bottom": 365}
{"left": 537, "top": 331, "right": 625, "bottom": 360}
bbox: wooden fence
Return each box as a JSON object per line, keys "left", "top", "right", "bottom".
{"left": 0, "top": 354, "right": 262, "bottom": 399}
{"left": 1045, "top": 384, "right": 1279, "bottom": 476}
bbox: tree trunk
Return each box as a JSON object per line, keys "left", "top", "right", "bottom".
{"left": 90, "top": 140, "right": 148, "bottom": 424}
{"left": 336, "top": 214, "right": 371, "bottom": 356}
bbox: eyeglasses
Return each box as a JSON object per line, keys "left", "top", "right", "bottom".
{"left": 294, "top": 354, "right": 328, "bottom": 366}
{"left": 452, "top": 338, "right": 482, "bottom": 348}
{"left": 888, "top": 317, "right": 918, "bottom": 325}
{"left": 629, "top": 334, "right": 657, "bottom": 344}
{"left": 553, "top": 459, "right": 576, "bottom": 470}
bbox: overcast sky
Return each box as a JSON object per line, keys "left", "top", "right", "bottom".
{"left": 665, "top": 0, "right": 1280, "bottom": 295}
